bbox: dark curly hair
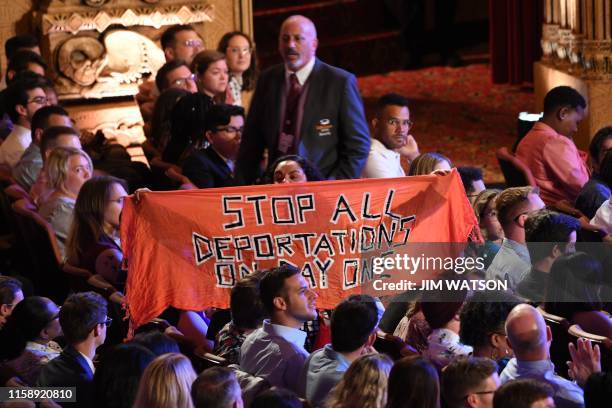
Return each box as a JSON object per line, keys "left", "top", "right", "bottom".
{"left": 459, "top": 291, "right": 520, "bottom": 350}
{"left": 263, "top": 154, "right": 324, "bottom": 184}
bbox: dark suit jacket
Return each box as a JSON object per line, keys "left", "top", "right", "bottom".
{"left": 182, "top": 146, "right": 235, "bottom": 188}
{"left": 37, "top": 345, "right": 94, "bottom": 407}
{"left": 236, "top": 58, "right": 370, "bottom": 184}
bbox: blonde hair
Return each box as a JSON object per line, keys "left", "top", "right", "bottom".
{"left": 495, "top": 186, "right": 540, "bottom": 226}
{"left": 326, "top": 353, "right": 393, "bottom": 408}
{"left": 472, "top": 189, "right": 502, "bottom": 238}
{"left": 133, "top": 353, "right": 197, "bottom": 408}
{"left": 408, "top": 152, "right": 452, "bottom": 176}
{"left": 46, "top": 146, "right": 92, "bottom": 191}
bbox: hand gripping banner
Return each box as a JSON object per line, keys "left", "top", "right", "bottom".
{"left": 122, "top": 170, "right": 478, "bottom": 328}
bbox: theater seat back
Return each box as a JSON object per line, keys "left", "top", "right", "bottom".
{"left": 11, "top": 198, "right": 68, "bottom": 303}
{"left": 537, "top": 306, "right": 571, "bottom": 378}
{"left": 496, "top": 147, "right": 537, "bottom": 187}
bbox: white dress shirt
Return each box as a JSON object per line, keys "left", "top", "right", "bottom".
{"left": 362, "top": 138, "right": 406, "bottom": 178}
{"left": 285, "top": 57, "right": 316, "bottom": 86}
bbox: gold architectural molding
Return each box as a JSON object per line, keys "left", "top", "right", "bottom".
{"left": 41, "top": 3, "right": 214, "bottom": 34}
{"left": 541, "top": 0, "right": 611, "bottom": 80}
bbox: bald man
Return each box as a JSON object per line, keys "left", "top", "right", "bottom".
{"left": 500, "top": 304, "right": 584, "bottom": 408}
{"left": 236, "top": 15, "right": 370, "bottom": 184}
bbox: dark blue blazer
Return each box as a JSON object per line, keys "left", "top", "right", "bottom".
{"left": 37, "top": 345, "right": 94, "bottom": 407}
{"left": 236, "top": 58, "right": 371, "bottom": 184}
{"left": 182, "top": 146, "right": 236, "bottom": 188}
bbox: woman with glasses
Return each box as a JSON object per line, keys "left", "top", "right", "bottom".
{"left": 39, "top": 146, "right": 93, "bottom": 259}
{"left": 66, "top": 176, "right": 128, "bottom": 288}
{"left": 217, "top": 31, "right": 259, "bottom": 110}
{"left": 0, "top": 296, "right": 62, "bottom": 385}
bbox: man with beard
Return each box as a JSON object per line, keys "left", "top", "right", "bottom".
{"left": 236, "top": 15, "right": 370, "bottom": 184}
{"left": 362, "top": 93, "right": 419, "bottom": 178}
{"left": 240, "top": 265, "right": 318, "bottom": 393}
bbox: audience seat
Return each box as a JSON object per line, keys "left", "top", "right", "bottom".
{"left": 537, "top": 306, "right": 572, "bottom": 379}
{"left": 0, "top": 164, "right": 14, "bottom": 185}
{"left": 193, "top": 346, "right": 230, "bottom": 372}
{"left": 11, "top": 198, "right": 68, "bottom": 303}
{"left": 374, "top": 331, "right": 418, "bottom": 360}
{"left": 0, "top": 166, "right": 16, "bottom": 237}
{"left": 568, "top": 324, "right": 612, "bottom": 372}
{"left": 62, "top": 262, "right": 125, "bottom": 304}
{"left": 4, "top": 184, "right": 30, "bottom": 202}
{"left": 496, "top": 147, "right": 537, "bottom": 187}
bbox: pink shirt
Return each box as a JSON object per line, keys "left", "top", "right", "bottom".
{"left": 516, "top": 122, "right": 589, "bottom": 204}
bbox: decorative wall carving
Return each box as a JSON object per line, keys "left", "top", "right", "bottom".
{"left": 541, "top": 0, "right": 612, "bottom": 80}
{"left": 56, "top": 35, "right": 106, "bottom": 86}
{"left": 83, "top": 0, "right": 109, "bottom": 7}
{"left": 42, "top": 3, "right": 214, "bottom": 34}
{"left": 27, "top": 0, "right": 247, "bottom": 140}
{"left": 54, "top": 29, "right": 166, "bottom": 99}
{"left": 39, "top": 1, "right": 213, "bottom": 100}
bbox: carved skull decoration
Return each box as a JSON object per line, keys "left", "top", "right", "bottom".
{"left": 57, "top": 36, "right": 107, "bottom": 86}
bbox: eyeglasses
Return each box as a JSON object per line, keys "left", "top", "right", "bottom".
{"left": 216, "top": 126, "right": 244, "bottom": 135}
{"left": 179, "top": 39, "right": 204, "bottom": 49}
{"left": 386, "top": 118, "right": 413, "bottom": 128}
{"left": 27, "top": 96, "right": 48, "bottom": 105}
{"left": 172, "top": 74, "right": 196, "bottom": 88}
{"left": 227, "top": 47, "right": 252, "bottom": 56}
{"left": 100, "top": 317, "right": 113, "bottom": 327}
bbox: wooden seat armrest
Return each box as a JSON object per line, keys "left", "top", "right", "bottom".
{"left": 62, "top": 263, "right": 93, "bottom": 279}
{"left": 193, "top": 347, "right": 229, "bottom": 366}
{"left": 568, "top": 324, "right": 612, "bottom": 349}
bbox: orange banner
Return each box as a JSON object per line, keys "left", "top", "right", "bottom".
{"left": 122, "top": 170, "right": 478, "bottom": 328}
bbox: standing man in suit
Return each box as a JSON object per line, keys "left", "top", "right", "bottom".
{"left": 37, "top": 292, "right": 108, "bottom": 407}
{"left": 236, "top": 15, "right": 370, "bottom": 184}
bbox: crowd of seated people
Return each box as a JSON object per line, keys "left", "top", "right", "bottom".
{"left": 1, "top": 13, "right": 612, "bottom": 408}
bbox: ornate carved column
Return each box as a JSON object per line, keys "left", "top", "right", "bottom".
{"left": 582, "top": 0, "right": 612, "bottom": 79}
{"left": 536, "top": 0, "right": 612, "bottom": 149}
{"left": 542, "top": 0, "right": 561, "bottom": 61}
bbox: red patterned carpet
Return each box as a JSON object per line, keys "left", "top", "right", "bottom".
{"left": 358, "top": 64, "right": 535, "bottom": 184}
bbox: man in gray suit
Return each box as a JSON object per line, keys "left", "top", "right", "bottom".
{"left": 236, "top": 15, "right": 370, "bottom": 184}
